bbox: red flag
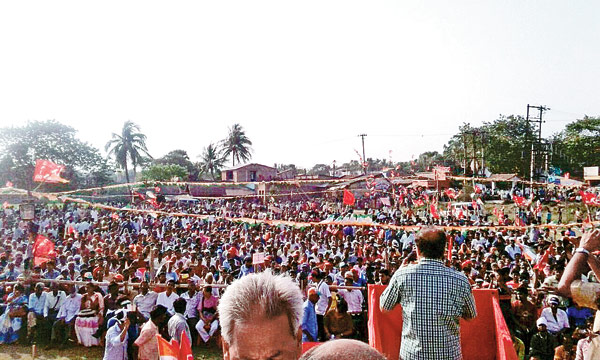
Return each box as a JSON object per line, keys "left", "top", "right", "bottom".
{"left": 32, "top": 160, "right": 69, "bottom": 183}
{"left": 179, "top": 332, "right": 193, "bottom": 360}
{"left": 33, "top": 234, "right": 56, "bottom": 266}
{"left": 580, "top": 191, "right": 600, "bottom": 206}
{"left": 564, "top": 173, "right": 570, "bottom": 179}
{"left": 147, "top": 198, "right": 159, "bottom": 208}
{"left": 513, "top": 195, "right": 528, "bottom": 207}
{"left": 474, "top": 185, "right": 482, "bottom": 194}
{"left": 2, "top": 201, "right": 9, "bottom": 209}
{"left": 412, "top": 198, "right": 425, "bottom": 208}
{"left": 533, "top": 245, "right": 553, "bottom": 271}
{"left": 430, "top": 203, "right": 440, "bottom": 219}
{"left": 111, "top": 213, "right": 119, "bottom": 220}
{"left": 156, "top": 334, "right": 179, "bottom": 360}
{"left": 5, "top": 181, "right": 13, "bottom": 188}
{"left": 445, "top": 188, "right": 459, "bottom": 200}
{"left": 343, "top": 189, "right": 355, "bottom": 206}
{"left": 493, "top": 207, "right": 499, "bottom": 218}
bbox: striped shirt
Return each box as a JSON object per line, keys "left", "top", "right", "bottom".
{"left": 380, "top": 258, "right": 477, "bottom": 360}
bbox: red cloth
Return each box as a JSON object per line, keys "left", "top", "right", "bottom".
{"left": 156, "top": 334, "right": 179, "bottom": 358}
{"left": 343, "top": 189, "right": 355, "bottom": 206}
{"left": 368, "top": 285, "right": 517, "bottom": 360}
{"left": 430, "top": 204, "right": 440, "bottom": 219}
{"left": 179, "top": 332, "right": 193, "bottom": 360}
{"left": 33, "top": 234, "right": 56, "bottom": 266}
{"left": 32, "top": 159, "right": 69, "bottom": 183}
{"left": 302, "top": 342, "right": 321, "bottom": 354}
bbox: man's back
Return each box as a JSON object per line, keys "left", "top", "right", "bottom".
{"left": 381, "top": 259, "right": 477, "bottom": 360}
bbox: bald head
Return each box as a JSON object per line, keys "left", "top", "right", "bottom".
{"left": 415, "top": 226, "right": 447, "bottom": 259}
{"left": 299, "top": 339, "right": 386, "bottom": 360}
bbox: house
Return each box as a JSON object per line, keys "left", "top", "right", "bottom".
{"left": 221, "top": 163, "right": 278, "bottom": 182}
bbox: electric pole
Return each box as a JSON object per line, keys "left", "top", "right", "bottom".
{"left": 526, "top": 104, "right": 550, "bottom": 191}
{"left": 358, "top": 134, "right": 367, "bottom": 174}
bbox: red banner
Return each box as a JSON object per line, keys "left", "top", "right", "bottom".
{"left": 33, "top": 160, "right": 69, "bottom": 183}
{"left": 368, "top": 285, "right": 517, "bottom": 360}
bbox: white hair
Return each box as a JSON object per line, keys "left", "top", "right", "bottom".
{"left": 218, "top": 270, "right": 303, "bottom": 345}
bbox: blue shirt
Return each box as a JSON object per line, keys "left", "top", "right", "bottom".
{"left": 29, "top": 292, "right": 47, "bottom": 316}
{"left": 301, "top": 300, "right": 318, "bottom": 342}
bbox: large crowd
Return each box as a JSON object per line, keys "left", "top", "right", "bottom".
{"left": 0, "top": 184, "right": 598, "bottom": 359}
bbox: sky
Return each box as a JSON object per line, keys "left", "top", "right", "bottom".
{"left": 0, "top": 1, "right": 598, "bottom": 170}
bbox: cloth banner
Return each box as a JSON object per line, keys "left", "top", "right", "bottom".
{"left": 368, "top": 285, "right": 517, "bottom": 360}
{"left": 33, "top": 159, "right": 69, "bottom": 183}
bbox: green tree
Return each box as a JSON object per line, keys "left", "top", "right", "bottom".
{"left": 0, "top": 120, "right": 114, "bottom": 189}
{"left": 551, "top": 116, "right": 600, "bottom": 177}
{"left": 309, "top": 163, "right": 332, "bottom": 176}
{"left": 105, "top": 121, "right": 152, "bottom": 183}
{"left": 141, "top": 164, "right": 188, "bottom": 182}
{"left": 221, "top": 123, "right": 253, "bottom": 166}
{"left": 155, "top": 149, "right": 199, "bottom": 181}
{"left": 199, "top": 143, "right": 226, "bottom": 180}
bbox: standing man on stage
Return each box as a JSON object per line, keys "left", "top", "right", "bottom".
{"left": 380, "top": 227, "right": 477, "bottom": 360}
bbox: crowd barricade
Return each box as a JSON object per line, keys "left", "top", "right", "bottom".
{"left": 367, "top": 285, "right": 518, "bottom": 360}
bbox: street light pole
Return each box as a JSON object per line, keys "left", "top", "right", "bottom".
{"left": 358, "top": 134, "right": 367, "bottom": 174}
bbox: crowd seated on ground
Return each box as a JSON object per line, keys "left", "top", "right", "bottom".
{"left": 0, "top": 185, "right": 598, "bottom": 359}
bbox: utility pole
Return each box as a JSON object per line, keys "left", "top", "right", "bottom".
{"left": 358, "top": 134, "right": 367, "bottom": 174}
{"left": 526, "top": 104, "right": 550, "bottom": 191}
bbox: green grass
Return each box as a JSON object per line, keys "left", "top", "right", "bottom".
{"left": 0, "top": 343, "right": 222, "bottom": 360}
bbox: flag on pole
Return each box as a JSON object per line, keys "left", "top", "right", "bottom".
{"left": 343, "top": 189, "right": 355, "bottom": 206}
{"left": 533, "top": 245, "right": 553, "bottom": 271}
{"left": 157, "top": 335, "right": 179, "bottom": 360}
{"left": 33, "top": 160, "right": 69, "bottom": 183}
{"left": 33, "top": 234, "right": 56, "bottom": 266}
{"left": 4, "top": 181, "right": 13, "bottom": 188}
{"left": 430, "top": 203, "right": 440, "bottom": 219}
{"left": 179, "top": 333, "right": 193, "bottom": 360}
{"left": 513, "top": 195, "right": 529, "bottom": 207}
{"left": 517, "top": 243, "right": 536, "bottom": 262}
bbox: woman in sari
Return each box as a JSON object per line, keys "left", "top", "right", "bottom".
{"left": 74, "top": 282, "right": 104, "bottom": 347}
{"left": 0, "top": 283, "right": 28, "bottom": 344}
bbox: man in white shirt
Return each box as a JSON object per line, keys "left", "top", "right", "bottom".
{"left": 156, "top": 280, "right": 179, "bottom": 315}
{"left": 133, "top": 281, "right": 158, "bottom": 321}
{"left": 338, "top": 271, "right": 365, "bottom": 339}
{"left": 315, "top": 270, "right": 331, "bottom": 342}
{"left": 540, "top": 296, "right": 569, "bottom": 335}
{"left": 49, "top": 285, "right": 81, "bottom": 349}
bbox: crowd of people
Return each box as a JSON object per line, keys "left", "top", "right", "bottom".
{"left": 0, "top": 184, "right": 598, "bottom": 359}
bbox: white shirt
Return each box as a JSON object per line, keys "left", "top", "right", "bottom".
{"left": 315, "top": 281, "right": 331, "bottom": 315}
{"left": 540, "top": 307, "right": 570, "bottom": 334}
{"left": 44, "top": 290, "right": 66, "bottom": 317}
{"left": 338, "top": 289, "right": 363, "bottom": 314}
{"left": 103, "top": 322, "right": 127, "bottom": 360}
{"left": 57, "top": 293, "right": 82, "bottom": 323}
{"left": 133, "top": 291, "right": 158, "bottom": 320}
{"left": 156, "top": 291, "right": 179, "bottom": 314}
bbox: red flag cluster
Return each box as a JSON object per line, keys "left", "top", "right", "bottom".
{"left": 33, "top": 160, "right": 69, "bottom": 183}
{"left": 157, "top": 333, "right": 193, "bottom": 360}
{"left": 445, "top": 188, "right": 459, "bottom": 200}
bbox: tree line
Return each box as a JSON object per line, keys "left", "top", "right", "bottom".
{"left": 0, "top": 113, "right": 598, "bottom": 190}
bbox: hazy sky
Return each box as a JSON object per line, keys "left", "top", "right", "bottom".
{"left": 0, "top": 1, "right": 598, "bottom": 169}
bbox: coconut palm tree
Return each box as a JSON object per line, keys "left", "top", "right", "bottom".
{"left": 105, "top": 121, "right": 152, "bottom": 183}
{"left": 199, "top": 143, "right": 226, "bottom": 180}
{"left": 221, "top": 123, "right": 253, "bottom": 167}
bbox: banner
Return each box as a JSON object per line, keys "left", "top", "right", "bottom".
{"left": 33, "top": 160, "right": 69, "bottom": 183}
{"left": 157, "top": 335, "right": 179, "bottom": 360}
{"left": 368, "top": 286, "right": 517, "bottom": 360}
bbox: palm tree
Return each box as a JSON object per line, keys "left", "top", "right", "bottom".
{"left": 221, "top": 123, "right": 253, "bottom": 166}
{"left": 105, "top": 121, "right": 152, "bottom": 183}
{"left": 199, "top": 143, "right": 226, "bottom": 180}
